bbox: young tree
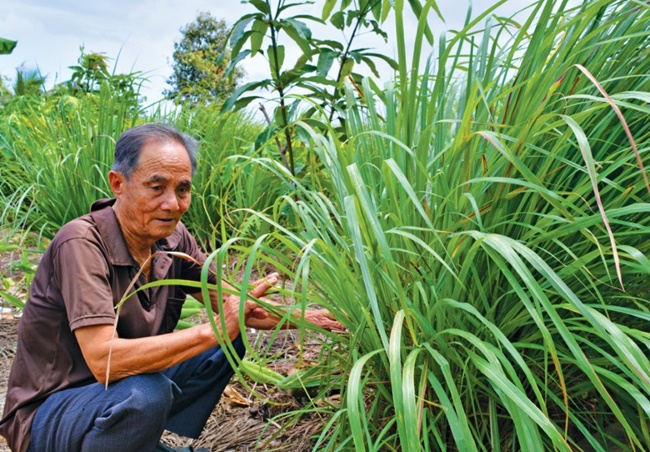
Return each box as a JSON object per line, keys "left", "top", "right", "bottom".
{"left": 66, "top": 47, "right": 144, "bottom": 110}
{"left": 68, "top": 49, "right": 110, "bottom": 93}
{"left": 13, "top": 66, "right": 46, "bottom": 96}
{"left": 165, "top": 12, "right": 244, "bottom": 105}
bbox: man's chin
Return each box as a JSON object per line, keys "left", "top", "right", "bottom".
{"left": 151, "top": 221, "right": 177, "bottom": 237}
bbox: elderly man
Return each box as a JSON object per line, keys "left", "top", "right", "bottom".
{"left": 0, "top": 123, "right": 341, "bottom": 452}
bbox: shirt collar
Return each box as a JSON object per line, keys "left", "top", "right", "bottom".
{"left": 89, "top": 198, "right": 183, "bottom": 266}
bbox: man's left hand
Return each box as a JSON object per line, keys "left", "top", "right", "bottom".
{"left": 303, "top": 309, "right": 345, "bottom": 332}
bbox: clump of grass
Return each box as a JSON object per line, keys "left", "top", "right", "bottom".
{"left": 227, "top": 0, "right": 650, "bottom": 449}
{"left": 171, "top": 105, "right": 288, "bottom": 251}
{"left": 0, "top": 86, "right": 143, "bottom": 236}
{"left": 0, "top": 0, "right": 648, "bottom": 450}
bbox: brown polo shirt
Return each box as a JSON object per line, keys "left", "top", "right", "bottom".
{"left": 0, "top": 198, "right": 213, "bottom": 452}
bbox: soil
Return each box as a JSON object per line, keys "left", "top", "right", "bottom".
{"left": 160, "top": 328, "right": 332, "bottom": 451}
{"left": 0, "top": 242, "right": 332, "bottom": 451}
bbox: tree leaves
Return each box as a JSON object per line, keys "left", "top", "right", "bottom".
{"left": 0, "top": 38, "right": 17, "bottom": 55}
{"left": 221, "top": 80, "right": 270, "bottom": 112}
{"left": 317, "top": 49, "right": 338, "bottom": 77}
{"left": 280, "top": 18, "right": 313, "bottom": 56}
{"left": 166, "top": 12, "right": 244, "bottom": 104}
{"left": 322, "top": 0, "right": 337, "bottom": 20}
{"left": 268, "top": 44, "right": 285, "bottom": 75}
{"left": 223, "top": 0, "right": 435, "bottom": 174}
{"left": 250, "top": 19, "right": 269, "bottom": 56}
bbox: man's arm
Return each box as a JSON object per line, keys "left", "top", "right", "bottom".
{"left": 75, "top": 322, "right": 221, "bottom": 384}
{"left": 74, "top": 278, "right": 274, "bottom": 385}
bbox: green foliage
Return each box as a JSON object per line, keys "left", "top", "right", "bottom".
{"left": 0, "top": 0, "right": 649, "bottom": 449}
{"left": 0, "top": 87, "right": 145, "bottom": 237}
{"left": 171, "top": 104, "right": 286, "bottom": 250}
{"left": 0, "top": 246, "right": 40, "bottom": 310}
{"left": 0, "top": 75, "right": 11, "bottom": 102}
{"left": 223, "top": 0, "right": 427, "bottom": 176}
{"left": 66, "top": 48, "right": 145, "bottom": 111}
{"left": 68, "top": 48, "right": 111, "bottom": 93}
{"left": 0, "top": 48, "right": 151, "bottom": 239}
{"left": 0, "top": 37, "right": 17, "bottom": 55}
{"left": 219, "top": 0, "right": 650, "bottom": 449}
{"left": 12, "top": 66, "right": 46, "bottom": 96}
{"left": 164, "top": 12, "right": 244, "bottom": 105}
{"left": 0, "top": 194, "right": 45, "bottom": 310}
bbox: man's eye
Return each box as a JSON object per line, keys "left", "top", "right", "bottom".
{"left": 152, "top": 186, "right": 163, "bottom": 191}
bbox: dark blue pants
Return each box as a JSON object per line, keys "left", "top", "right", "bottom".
{"left": 28, "top": 337, "right": 246, "bottom": 452}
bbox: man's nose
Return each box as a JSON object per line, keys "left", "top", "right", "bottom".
{"left": 161, "top": 189, "right": 180, "bottom": 211}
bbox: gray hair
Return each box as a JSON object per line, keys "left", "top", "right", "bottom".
{"left": 112, "top": 123, "right": 198, "bottom": 179}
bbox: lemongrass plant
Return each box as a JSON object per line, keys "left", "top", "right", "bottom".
{"left": 0, "top": 89, "right": 279, "bottom": 245}
{"left": 221, "top": 0, "right": 650, "bottom": 449}
{"left": 0, "top": 85, "right": 144, "bottom": 237}
{"left": 0, "top": 0, "right": 647, "bottom": 448}
{"left": 171, "top": 105, "right": 288, "bottom": 251}
{"left": 0, "top": 179, "right": 44, "bottom": 310}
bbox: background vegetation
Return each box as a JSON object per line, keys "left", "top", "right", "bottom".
{"left": 164, "top": 12, "right": 245, "bottom": 105}
{"left": 1, "top": 0, "right": 649, "bottom": 450}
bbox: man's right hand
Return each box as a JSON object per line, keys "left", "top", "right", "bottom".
{"left": 215, "top": 272, "right": 279, "bottom": 340}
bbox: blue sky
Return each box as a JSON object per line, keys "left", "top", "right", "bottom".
{"left": 0, "top": 0, "right": 549, "bottom": 103}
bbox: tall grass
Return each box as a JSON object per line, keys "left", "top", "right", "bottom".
{"left": 0, "top": 92, "right": 284, "bottom": 245}
{"left": 0, "top": 0, "right": 648, "bottom": 449}
{"left": 0, "top": 86, "right": 143, "bottom": 236}
{"left": 223, "top": 0, "right": 650, "bottom": 449}
{"left": 171, "top": 105, "right": 291, "bottom": 251}
{"left": 0, "top": 178, "right": 45, "bottom": 310}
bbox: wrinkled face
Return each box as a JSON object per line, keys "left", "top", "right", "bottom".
{"left": 110, "top": 139, "right": 192, "bottom": 246}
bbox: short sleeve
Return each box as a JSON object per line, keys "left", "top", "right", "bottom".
{"left": 52, "top": 237, "right": 116, "bottom": 331}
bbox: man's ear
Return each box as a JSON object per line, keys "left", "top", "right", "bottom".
{"left": 108, "top": 171, "right": 126, "bottom": 196}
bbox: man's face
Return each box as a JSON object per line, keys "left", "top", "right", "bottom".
{"left": 110, "top": 139, "right": 193, "bottom": 246}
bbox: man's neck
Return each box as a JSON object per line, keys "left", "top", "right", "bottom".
{"left": 112, "top": 203, "right": 154, "bottom": 268}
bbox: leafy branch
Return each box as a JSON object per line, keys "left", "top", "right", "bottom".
{"left": 222, "top": 0, "right": 429, "bottom": 176}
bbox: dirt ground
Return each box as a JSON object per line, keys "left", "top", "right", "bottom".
{"left": 0, "top": 243, "right": 332, "bottom": 451}
{"left": 0, "top": 317, "right": 16, "bottom": 452}
{"left": 160, "top": 328, "right": 332, "bottom": 451}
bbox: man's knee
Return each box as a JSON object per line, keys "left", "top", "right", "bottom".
{"left": 117, "top": 373, "right": 176, "bottom": 414}
{"left": 91, "top": 373, "right": 176, "bottom": 435}
{"left": 29, "top": 374, "right": 177, "bottom": 450}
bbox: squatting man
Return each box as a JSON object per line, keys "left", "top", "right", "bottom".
{"left": 0, "top": 123, "right": 343, "bottom": 452}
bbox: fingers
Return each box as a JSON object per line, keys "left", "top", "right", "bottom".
{"left": 328, "top": 320, "right": 346, "bottom": 331}
{"left": 307, "top": 310, "right": 346, "bottom": 332}
{"left": 251, "top": 272, "right": 280, "bottom": 288}
{"left": 248, "top": 272, "right": 279, "bottom": 298}
{"left": 222, "top": 272, "right": 279, "bottom": 321}
{"left": 236, "top": 299, "right": 268, "bottom": 318}
{"left": 320, "top": 318, "right": 345, "bottom": 332}
{"left": 249, "top": 306, "right": 268, "bottom": 319}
